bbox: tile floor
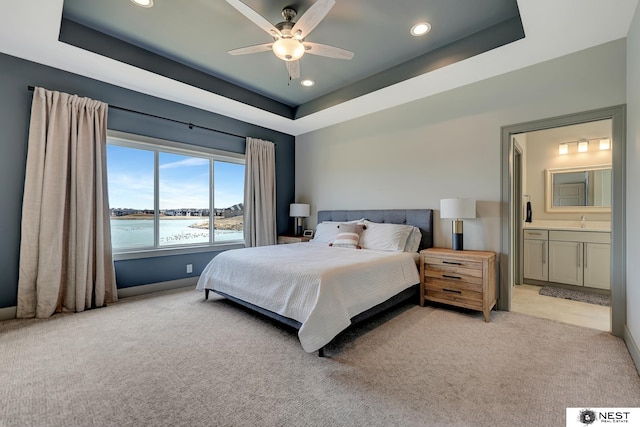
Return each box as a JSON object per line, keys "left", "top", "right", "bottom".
{"left": 511, "top": 283, "right": 610, "bottom": 332}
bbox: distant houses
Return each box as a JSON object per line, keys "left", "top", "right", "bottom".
{"left": 110, "top": 208, "right": 141, "bottom": 217}
{"left": 214, "top": 203, "right": 244, "bottom": 218}
{"left": 163, "top": 209, "right": 208, "bottom": 217}
{"left": 110, "top": 203, "right": 243, "bottom": 218}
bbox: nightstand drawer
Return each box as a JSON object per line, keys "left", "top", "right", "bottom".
{"left": 424, "top": 285, "right": 483, "bottom": 310}
{"left": 423, "top": 265, "right": 483, "bottom": 287}
{"left": 423, "top": 256, "right": 482, "bottom": 271}
{"left": 424, "top": 276, "right": 482, "bottom": 292}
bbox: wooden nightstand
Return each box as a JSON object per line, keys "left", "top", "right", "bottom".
{"left": 420, "top": 247, "right": 496, "bottom": 322}
{"left": 277, "top": 235, "right": 312, "bottom": 244}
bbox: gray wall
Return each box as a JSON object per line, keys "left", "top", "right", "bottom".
{"left": 295, "top": 39, "right": 626, "bottom": 273}
{"left": 626, "top": 5, "right": 640, "bottom": 363}
{"left": 524, "top": 120, "right": 612, "bottom": 222}
{"left": 0, "top": 52, "right": 295, "bottom": 308}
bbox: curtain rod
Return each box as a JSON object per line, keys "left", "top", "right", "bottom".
{"left": 27, "top": 85, "right": 245, "bottom": 140}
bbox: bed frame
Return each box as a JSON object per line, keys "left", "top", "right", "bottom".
{"left": 205, "top": 209, "right": 434, "bottom": 357}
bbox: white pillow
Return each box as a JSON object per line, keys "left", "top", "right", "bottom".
{"left": 404, "top": 226, "right": 422, "bottom": 253}
{"left": 310, "top": 222, "right": 340, "bottom": 245}
{"left": 322, "top": 218, "right": 365, "bottom": 224}
{"left": 360, "top": 221, "right": 414, "bottom": 252}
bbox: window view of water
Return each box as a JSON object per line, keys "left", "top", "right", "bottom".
{"left": 110, "top": 218, "right": 243, "bottom": 250}
{"left": 106, "top": 140, "right": 245, "bottom": 252}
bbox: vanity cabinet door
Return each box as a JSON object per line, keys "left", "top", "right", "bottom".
{"left": 523, "top": 239, "right": 548, "bottom": 281}
{"left": 584, "top": 243, "right": 610, "bottom": 290}
{"left": 549, "top": 241, "right": 583, "bottom": 286}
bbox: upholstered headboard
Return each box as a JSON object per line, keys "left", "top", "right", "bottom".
{"left": 316, "top": 209, "right": 434, "bottom": 251}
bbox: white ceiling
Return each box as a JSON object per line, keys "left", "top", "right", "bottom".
{"left": 0, "top": 0, "right": 637, "bottom": 136}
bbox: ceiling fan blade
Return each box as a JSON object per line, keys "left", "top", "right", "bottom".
{"left": 286, "top": 61, "right": 300, "bottom": 80}
{"left": 303, "top": 42, "right": 354, "bottom": 60}
{"left": 291, "top": 0, "right": 335, "bottom": 40}
{"left": 226, "top": 0, "right": 282, "bottom": 38}
{"left": 228, "top": 43, "right": 273, "bottom": 56}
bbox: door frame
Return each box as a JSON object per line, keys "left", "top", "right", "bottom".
{"left": 512, "top": 140, "right": 523, "bottom": 286}
{"left": 499, "top": 105, "right": 626, "bottom": 337}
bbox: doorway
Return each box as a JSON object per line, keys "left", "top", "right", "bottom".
{"left": 499, "top": 105, "right": 626, "bottom": 338}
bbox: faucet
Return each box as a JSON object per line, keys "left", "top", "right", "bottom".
{"left": 580, "top": 215, "right": 586, "bottom": 228}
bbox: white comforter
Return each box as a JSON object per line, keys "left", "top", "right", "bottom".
{"left": 196, "top": 243, "right": 420, "bottom": 352}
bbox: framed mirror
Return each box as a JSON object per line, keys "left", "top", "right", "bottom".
{"left": 545, "top": 164, "right": 612, "bottom": 212}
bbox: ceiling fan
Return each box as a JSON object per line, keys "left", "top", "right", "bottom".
{"left": 225, "top": 0, "right": 354, "bottom": 80}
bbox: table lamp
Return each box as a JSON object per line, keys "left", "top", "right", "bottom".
{"left": 289, "top": 203, "right": 310, "bottom": 236}
{"left": 440, "top": 198, "right": 476, "bottom": 250}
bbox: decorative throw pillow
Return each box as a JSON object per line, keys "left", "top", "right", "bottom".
{"left": 330, "top": 223, "right": 366, "bottom": 249}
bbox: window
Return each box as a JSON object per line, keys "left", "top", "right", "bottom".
{"left": 106, "top": 131, "right": 245, "bottom": 254}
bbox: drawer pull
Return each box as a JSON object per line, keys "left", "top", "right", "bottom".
{"left": 443, "top": 288, "right": 462, "bottom": 294}
{"left": 442, "top": 274, "right": 462, "bottom": 280}
{"left": 443, "top": 261, "right": 463, "bottom": 265}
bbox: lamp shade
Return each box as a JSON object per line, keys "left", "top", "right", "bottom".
{"left": 289, "top": 203, "right": 310, "bottom": 218}
{"left": 440, "top": 198, "right": 476, "bottom": 219}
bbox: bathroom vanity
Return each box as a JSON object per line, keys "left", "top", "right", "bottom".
{"left": 523, "top": 222, "right": 610, "bottom": 290}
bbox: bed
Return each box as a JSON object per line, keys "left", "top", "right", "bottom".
{"left": 196, "top": 209, "right": 433, "bottom": 355}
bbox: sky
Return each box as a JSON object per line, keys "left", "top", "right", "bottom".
{"left": 106, "top": 144, "right": 245, "bottom": 210}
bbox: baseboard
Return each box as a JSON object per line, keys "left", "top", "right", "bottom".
{"left": 117, "top": 277, "right": 198, "bottom": 299}
{"left": 0, "top": 278, "right": 197, "bottom": 322}
{"left": 624, "top": 325, "right": 640, "bottom": 375}
{"left": 0, "top": 305, "right": 17, "bottom": 322}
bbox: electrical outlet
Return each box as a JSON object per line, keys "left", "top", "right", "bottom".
{"left": 186, "top": 264, "right": 193, "bottom": 274}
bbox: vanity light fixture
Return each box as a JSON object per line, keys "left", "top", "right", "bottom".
{"left": 411, "top": 22, "right": 431, "bottom": 36}
{"left": 130, "top": 0, "right": 153, "bottom": 7}
{"left": 578, "top": 140, "right": 589, "bottom": 153}
{"left": 558, "top": 137, "right": 611, "bottom": 155}
{"left": 599, "top": 138, "right": 611, "bottom": 150}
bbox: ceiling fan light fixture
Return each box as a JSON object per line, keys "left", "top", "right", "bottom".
{"left": 411, "top": 22, "right": 431, "bottom": 36}
{"left": 130, "top": 0, "right": 154, "bottom": 8}
{"left": 272, "top": 38, "right": 305, "bottom": 61}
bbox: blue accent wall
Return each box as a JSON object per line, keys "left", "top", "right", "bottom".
{"left": 0, "top": 52, "right": 295, "bottom": 307}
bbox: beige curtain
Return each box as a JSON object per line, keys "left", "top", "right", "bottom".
{"left": 243, "top": 138, "right": 277, "bottom": 247}
{"left": 17, "top": 87, "right": 117, "bottom": 318}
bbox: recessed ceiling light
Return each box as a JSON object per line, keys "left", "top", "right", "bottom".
{"left": 301, "top": 79, "right": 315, "bottom": 87}
{"left": 410, "top": 22, "right": 431, "bottom": 36}
{"left": 130, "top": 0, "right": 153, "bottom": 8}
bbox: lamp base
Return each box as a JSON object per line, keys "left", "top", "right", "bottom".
{"left": 452, "top": 219, "right": 464, "bottom": 250}
{"left": 452, "top": 233, "right": 464, "bottom": 251}
{"left": 294, "top": 217, "right": 304, "bottom": 236}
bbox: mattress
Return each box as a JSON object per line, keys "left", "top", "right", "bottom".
{"left": 196, "top": 242, "right": 420, "bottom": 352}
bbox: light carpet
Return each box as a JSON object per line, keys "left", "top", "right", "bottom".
{"left": 1, "top": 287, "right": 638, "bottom": 427}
